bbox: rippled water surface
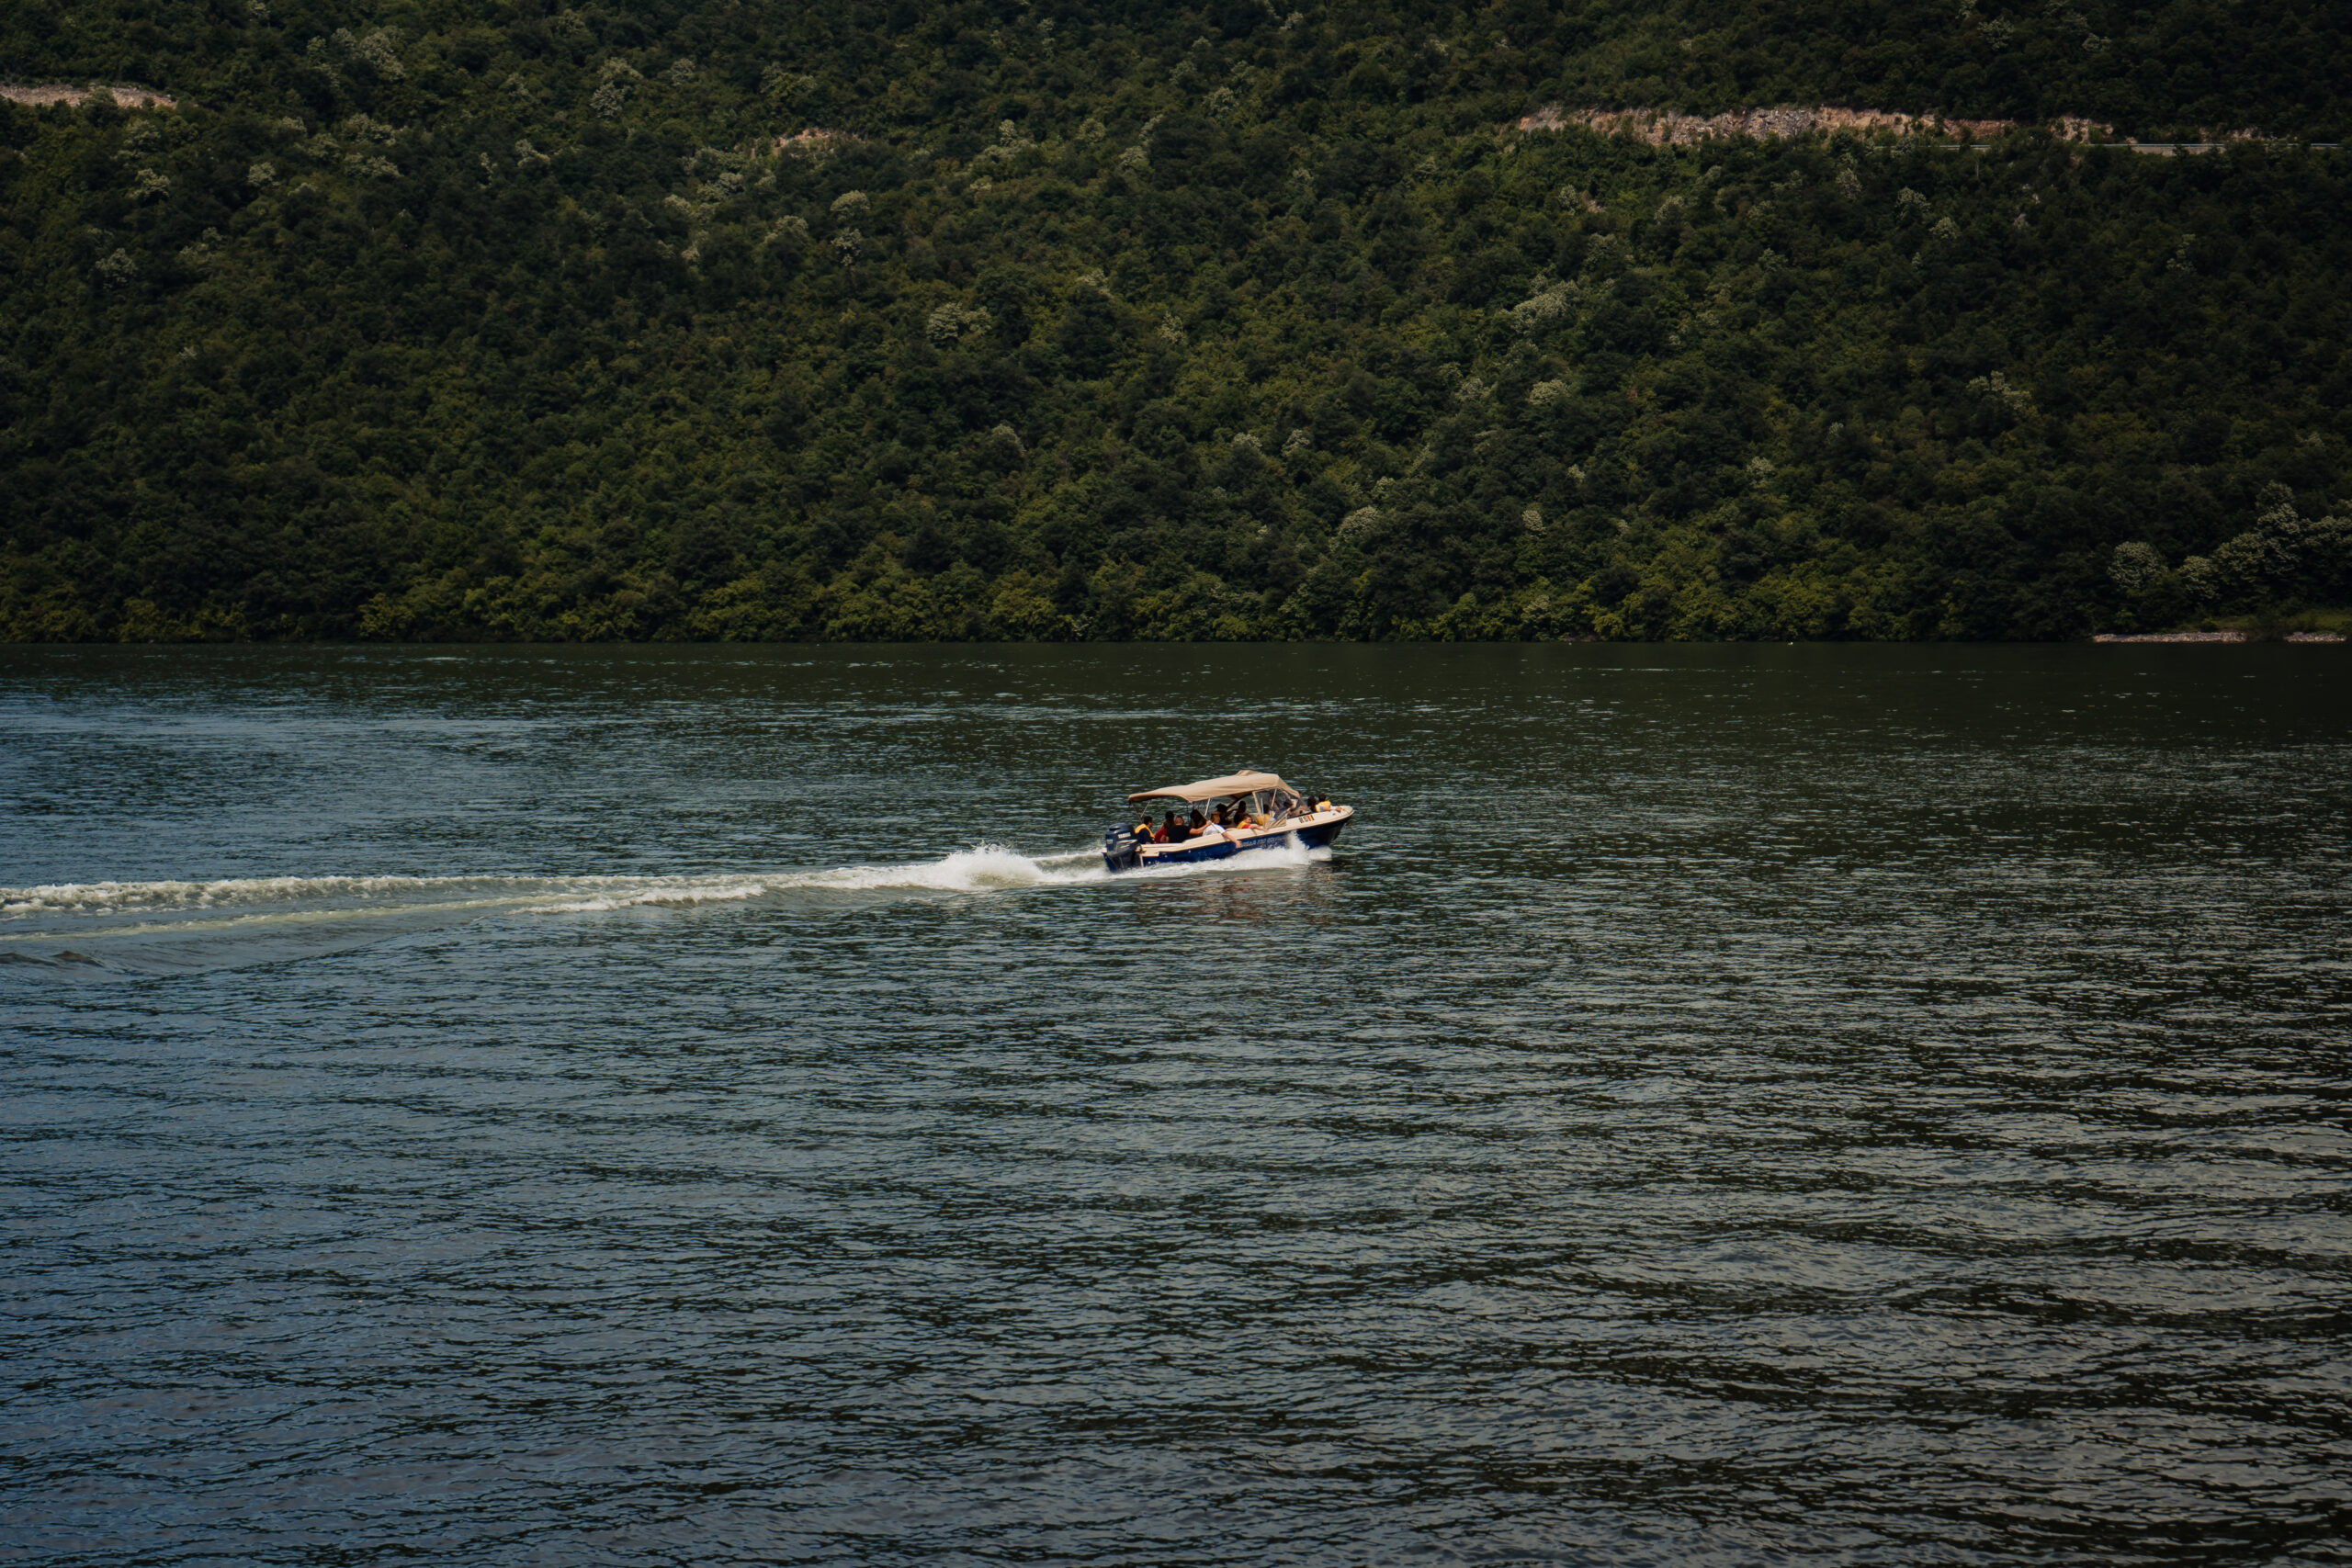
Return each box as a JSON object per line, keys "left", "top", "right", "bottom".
{"left": 3, "top": 643, "right": 2348, "bottom": 1565}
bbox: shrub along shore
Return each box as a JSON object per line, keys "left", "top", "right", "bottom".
{"left": 2, "top": 0, "right": 2346, "bottom": 642}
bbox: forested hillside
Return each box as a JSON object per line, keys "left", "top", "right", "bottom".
{"left": 3, "top": 0, "right": 2347, "bottom": 641}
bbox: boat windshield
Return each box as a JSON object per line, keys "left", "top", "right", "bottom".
{"left": 1206, "top": 788, "right": 1309, "bottom": 826}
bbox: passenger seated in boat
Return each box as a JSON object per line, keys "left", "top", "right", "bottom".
{"left": 1162, "top": 810, "right": 1189, "bottom": 842}
{"left": 1188, "top": 807, "right": 1208, "bottom": 838}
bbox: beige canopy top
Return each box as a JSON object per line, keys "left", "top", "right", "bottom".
{"left": 1127, "top": 769, "right": 1294, "bottom": 805}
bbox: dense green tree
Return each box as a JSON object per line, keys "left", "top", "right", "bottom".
{"left": 1, "top": 0, "right": 2345, "bottom": 641}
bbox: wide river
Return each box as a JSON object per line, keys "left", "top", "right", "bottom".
{"left": 2, "top": 644, "right": 2346, "bottom": 1564}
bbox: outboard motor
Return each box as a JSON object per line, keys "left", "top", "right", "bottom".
{"left": 1102, "top": 822, "right": 1142, "bottom": 873}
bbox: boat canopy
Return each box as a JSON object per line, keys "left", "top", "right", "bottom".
{"left": 1127, "top": 769, "right": 1293, "bottom": 805}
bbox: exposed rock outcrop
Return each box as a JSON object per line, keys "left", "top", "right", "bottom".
{"left": 2, "top": 83, "right": 177, "bottom": 109}
{"left": 1517, "top": 104, "right": 2109, "bottom": 143}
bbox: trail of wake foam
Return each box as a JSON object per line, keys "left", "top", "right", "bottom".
{"left": 515, "top": 845, "right": 1119, "bottom": 911}
{"left": 2, "top": 838, "right": 1322, "bottom": 929}
{"left": 0, "top": 874, "right": 526, "bottom": 917}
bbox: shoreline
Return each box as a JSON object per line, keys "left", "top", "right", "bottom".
{"left": 2093, "top": 630, "right": 2345, "bottom": 643}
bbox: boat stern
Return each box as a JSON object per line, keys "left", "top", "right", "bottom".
{"left": 1102, "top": 822, "right": 1144, "bottom": 873}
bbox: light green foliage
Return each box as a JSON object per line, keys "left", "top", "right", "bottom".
{"left": 2111, "top": 541, "right": 2166, "bottom": 593}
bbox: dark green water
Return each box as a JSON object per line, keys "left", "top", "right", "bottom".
{"left": 2, "top": 643, "right": 2347, "bottom": 1565}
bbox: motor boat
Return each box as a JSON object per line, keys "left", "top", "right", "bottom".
{"left": 1102, "top": 770, "right": 1352, "bottom": 873}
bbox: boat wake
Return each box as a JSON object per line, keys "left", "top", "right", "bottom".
{"left": 0, "top": 840, "right": 1329, "bottom": 977}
